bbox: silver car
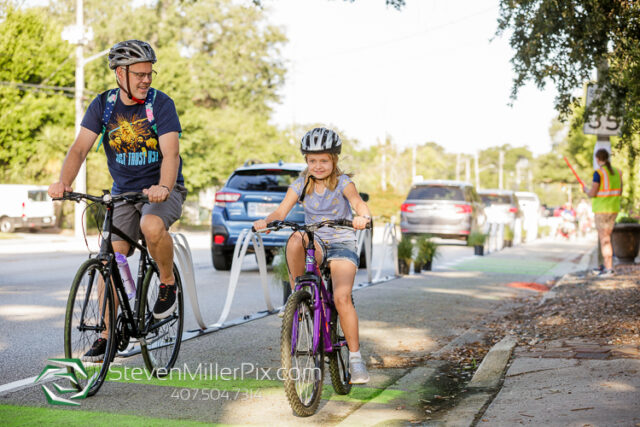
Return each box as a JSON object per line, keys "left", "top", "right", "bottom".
{"left": 400, "top": 180, "right": 486, "bottom": 241}
{"left": 477, "top": 189, "right": 523, "bottom": 230}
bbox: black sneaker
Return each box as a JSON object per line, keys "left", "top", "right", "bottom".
{"left": 153, "top": 284, "right": 177, "bottom": 319}
{"left": 82, "top": 338, "right": 107, "bottom": 362}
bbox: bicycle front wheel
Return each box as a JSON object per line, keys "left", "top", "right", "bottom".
{"left": 64, "top": 258, "right": 116, "bottom": 396}
{"left": 328, "top": 309, "right": 351, "bottom": 395}
{"left": 139, "top": 263, "right": 184, "bottom": 376}
{"left": 280, "top": 290, "right": 324, "bottom": 417}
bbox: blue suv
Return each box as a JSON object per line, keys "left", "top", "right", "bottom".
{"left": 211, "top": 161, "right": 306, "bottom": 270}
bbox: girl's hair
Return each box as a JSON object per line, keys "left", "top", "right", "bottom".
{"left": 301, "top": 153, "right": 351, "bottom": 196}
{"left": 595, "top": 149, "right": 613, "bottom": 174}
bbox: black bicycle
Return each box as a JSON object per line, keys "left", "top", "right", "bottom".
{"left": 57, "top": 191, "right": 184, "bottom": 396}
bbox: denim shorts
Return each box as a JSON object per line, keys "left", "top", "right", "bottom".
{"left": 321, "top": 240, "right": 359, "bottom": 268}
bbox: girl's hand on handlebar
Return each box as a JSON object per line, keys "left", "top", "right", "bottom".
{"left": 352, "top": 215, "right": 371, "bottom": 230}
{"left": 253, "top": 219, "right": 269, "bottom": 233}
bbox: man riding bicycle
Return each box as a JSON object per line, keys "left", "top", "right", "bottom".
{"left": 48, "top": 39, "right": 187, "bottom": 360}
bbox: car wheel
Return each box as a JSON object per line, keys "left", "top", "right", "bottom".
{"left": 212, "top": 248, "right": 234, "bottom": 271}
{"left": 0, "top": 217, "right": 14, "bottom": 233}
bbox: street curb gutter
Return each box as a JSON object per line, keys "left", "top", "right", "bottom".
{"left": 439, "top": 335, "right": 516, "bottom": 426}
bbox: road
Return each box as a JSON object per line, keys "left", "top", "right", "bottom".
{"left": 0, "top": 229, "right": 473, "bottom": 386}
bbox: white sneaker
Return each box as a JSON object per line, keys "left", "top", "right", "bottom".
{"left": 349, "top": 359, "right": 370, "bottom": 384}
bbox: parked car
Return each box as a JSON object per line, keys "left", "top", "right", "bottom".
{"left": 0, "top": 184, "right": 56, "bottom": 233}
{"left": 400, "top": 180, "right": 486, "bottom": 242}
{"left": 477, "top": 189, "right": 522, "bottom": 230}
{"left": 211, "top": 161, "right": 371, "bottom": 271}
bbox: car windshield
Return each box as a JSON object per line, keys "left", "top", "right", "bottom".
{"left": 226, "top": 169, "right": 300, "bottom": 192}
{"left": 408, "top": 185, "right": 464, "bottom": 201}
{"left": 28, "top": 190, "right": 48, "bottom": 201}
{"left": 480, "top": 194, "right": 511, "bottom": 205}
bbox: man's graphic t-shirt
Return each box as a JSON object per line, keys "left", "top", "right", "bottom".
{"left": 81, "top": 89, "right": 184, "bottom": 194}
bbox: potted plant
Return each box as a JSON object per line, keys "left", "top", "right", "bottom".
{"left": 396, "top": 237, "right": 413, "bottom": 275}
{"left": 468, "top": 230, "right": 487, "bottom": 256}
{"left": 503, "top": 224, "right": 514, "bottom": 247}
{"left": 415, "top": 236, "right": 439, "bottom": 271}
{"left": 611, "top": 214, "right": 640, "bottom": 263}
{"left": 272, "top": 246, "right": 291, "bottom": 304}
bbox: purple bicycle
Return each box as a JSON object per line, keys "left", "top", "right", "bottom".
{"left": 255, "top": 219, "right": 369, "bottom": 416}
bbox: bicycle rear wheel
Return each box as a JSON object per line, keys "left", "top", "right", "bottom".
{"left": 64, "top": 258, "right": 116, "bottom": 396}
{"left": 139, "top": 263, "right": 184, "bottom": 376}
{"left": 328, "top": 309, "right": 351, "bottom": 395}
{"left": 280, "top": 289, "right": 324, "bottom": 416}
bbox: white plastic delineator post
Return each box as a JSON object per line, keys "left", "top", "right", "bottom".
{"left": 373, "top": 222, "right": 399, "bottom": 282}
{"left": 211, "top": 228, "right": 274, "bottom": 328}
{"left": 355, "top": 227, "right": 373, "bottom": 283}
{"left": 171, "top": 233, "right": 205, "bottom": 329}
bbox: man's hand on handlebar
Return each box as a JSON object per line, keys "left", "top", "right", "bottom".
{"left": 143, "top": 185, "right": 170, "bottom": 203}
{"left": 48, "top": 182, "right": 73, "bottom": 199}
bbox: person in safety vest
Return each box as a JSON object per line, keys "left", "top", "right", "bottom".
{"left": 583, "top": 149, "right": 622, "bottom": 277}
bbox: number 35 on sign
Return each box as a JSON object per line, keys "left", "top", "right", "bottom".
{"left": 582, "top": 83, "right": 621, "bottom": 136}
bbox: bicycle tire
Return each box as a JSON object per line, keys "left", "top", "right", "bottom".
{"left": 328, "top": 309, "right": 351, "bottom": 395}
{"left": 280, "top": 289, "right": 324, "bottom": 417}
{"left": 64, "top": 258, "right": 116, "bottom": 396}
{"left": 139, "top": 263, "right": 184, "bottom": 376}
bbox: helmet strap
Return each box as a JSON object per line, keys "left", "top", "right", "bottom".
{"left": 116, "top": 66, "right": 145, "bottom": 104}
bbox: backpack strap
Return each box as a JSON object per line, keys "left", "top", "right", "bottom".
{"left": 145, "top": 88, "right": 158, "bottom": 136}
{"left": 96, "top": 89, "right": 119, "bottom": 152}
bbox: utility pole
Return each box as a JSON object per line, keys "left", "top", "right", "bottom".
{"left": 499, "top": 150, "right": 504, "bottom": 190}
{"left": 412, "top": 145, "right": 416, "bottom": 182}
{"left": 62, "top": 0, "right": 90, "bottom": 238}
{"left": 474, "top": 151, "right": 480, "bottom": 190}
{"left": 455, "top": 153, "right": 460, "bottom": 181}
{"left": 465, "top": 157, "right": 471, "bottom": 183}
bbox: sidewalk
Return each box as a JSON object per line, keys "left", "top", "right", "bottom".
{"left": 477, "top": 261, "right": 640, "bottom": 426}
{"left": 0, "top": 238, "right": 615, "bottom": 425}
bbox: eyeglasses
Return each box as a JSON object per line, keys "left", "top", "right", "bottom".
{"left": 128, "top": 70, "right": 157, "bottom": 80}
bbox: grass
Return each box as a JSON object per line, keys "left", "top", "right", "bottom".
{"left": 0, "top": 404, "right": 216, "bottom": 426}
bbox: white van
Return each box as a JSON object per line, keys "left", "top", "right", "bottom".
{"left": 515, "top": 191, "right": 541, "bottom": 242}
{"left": 0, "top": 184, "right": 56, "bottom": 232}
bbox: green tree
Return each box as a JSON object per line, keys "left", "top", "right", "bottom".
{"left": 497, "top": 1, "right": 640, "bottom": 138}
{"left": 0, "top": 6, "right": 75, "bottom": 183}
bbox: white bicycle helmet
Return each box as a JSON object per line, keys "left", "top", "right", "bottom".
{"left": 300, "top": 127, "right": 342, "bottom": 154}
{"left": 108, "top": 40, "right": 157, "bottom": 70}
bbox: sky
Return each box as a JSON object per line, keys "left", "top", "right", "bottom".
{"left": 265, "top": 0, "right": 560, "bottom": 155}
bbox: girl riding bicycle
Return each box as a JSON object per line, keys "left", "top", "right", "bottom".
{"left": 253, "top": 127, "right": 372, "bottom": 384}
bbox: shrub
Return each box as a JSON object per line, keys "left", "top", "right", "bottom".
{"left": 504, "top": 224, "right": 514, "bottom": 240}
{"left": 467, "top": 230, "right": 487, "bottom": 246}
{"left": 272, "top": 246, "right": 290, "bottom": 282}
{"left": 397, "top": 237, "right": 413, "bottom": 262}
{"left": 415, "top": 236, "right": 439, "bottom": 263}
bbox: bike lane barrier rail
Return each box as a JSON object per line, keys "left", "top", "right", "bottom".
{"left": 119, "top": 223, "right": 399, "bottom": 356}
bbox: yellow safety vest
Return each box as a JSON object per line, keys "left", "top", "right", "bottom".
{"left": 592, "top": 167, "right": 621, "bottom": 213}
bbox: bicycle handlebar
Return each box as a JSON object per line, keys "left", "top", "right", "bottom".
{"left": 54, "top": 191, "right": 149, "bottom": 204}
{"left": 252, "top": 219, "right": 372, "bottom": 234}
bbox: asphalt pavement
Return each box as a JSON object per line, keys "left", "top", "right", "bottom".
{"left": 0, "top": 235, "right": 603, "bottom": 425}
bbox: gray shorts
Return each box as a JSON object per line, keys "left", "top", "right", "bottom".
{"left": 112, "top": 184, "right": 187, "bottom": 248}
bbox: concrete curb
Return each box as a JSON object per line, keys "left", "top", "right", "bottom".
{"left": 467, "top": 335, "right": 516, "bottom": 389}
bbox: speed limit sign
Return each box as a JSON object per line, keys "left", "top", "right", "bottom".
{"left": 583, "top": 84, "right": 621, "bottom": 136}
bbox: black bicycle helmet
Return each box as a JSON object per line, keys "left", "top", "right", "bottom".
{"left": 108, "top": 40, "right": 157, "bottom": 70}
{"left": 300, "top": 127, "right": 342, "bottom": 154}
